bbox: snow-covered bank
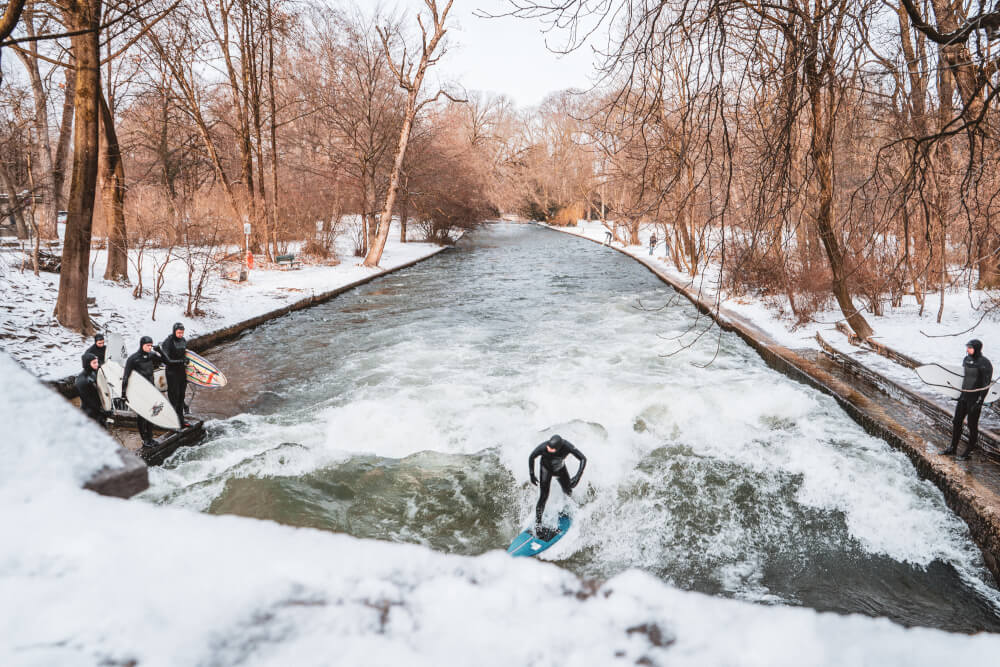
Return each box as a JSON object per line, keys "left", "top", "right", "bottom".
{"left": 554, "top": 220, "right": 1000, "bottom": 362}
{"left": 2, "top": 353, "right": 998, "bottom": 666}
{"left": 0, "top": 223, "right": 446, "bottom": 381}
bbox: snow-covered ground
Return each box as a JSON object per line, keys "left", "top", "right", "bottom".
{"left": 2, "top": 352, "right": 998, "bottom": 665}
{"left": 0, "top": 223, "right": 445, "bottom": 380}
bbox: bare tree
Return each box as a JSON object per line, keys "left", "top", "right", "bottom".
{"left": 364, "top": 0, "right": 455, "bottom": 268}
{"left": 13, "top": 4, "right": 60, "bottom": 239}
{"left": 53, "top": 0, "right": 103, "bottom": 333}
{"left": 100, "top": 90, "right": 129, "bottom": 281}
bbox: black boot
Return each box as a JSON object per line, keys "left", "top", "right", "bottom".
{"left": 939, "top": 446, "right": 957, "bottom": 456}
{"left": 956, "top": 447, "right": 973, "bottom": 461}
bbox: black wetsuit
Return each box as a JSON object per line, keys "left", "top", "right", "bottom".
{"left": 529, "top": 438, "right": 586, "bottom": 526}
{"left": 75, "top": 355, "right": 107, "bottom": 426}
{"left": 82, "top": 342, "right": 106, "bottom": 366}
{"left": 123, "top": 348, "right": 160, "bottom": 444}
{"left": 950, "top": 342, "right": 993, "bottom": 456}
{"left": 159, "top": 331, "right": 188, "bottom": 425}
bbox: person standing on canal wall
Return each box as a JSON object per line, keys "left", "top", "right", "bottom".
{"left": 158, "top": 322, "right": 189, "bottom": 427}
{"left": 942, "top": 339, "right": 993, "bottom": 461}
{"left": 529, "top": 435, "right": 587, "bottom": 535}
{"left": 649, "top": 232, "right": 657, "bottom": 256}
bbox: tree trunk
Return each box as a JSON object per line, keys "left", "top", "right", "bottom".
{"left": 0, "top": 0, "right": 25, "bottom": 45}
{"left": 364, "top": 0, "right": 453, "bottom": 267}
{"left": 399, "top": 175, "right": 409, "bottom": 243}
{"left": 0, "top": 161, "right": 30, "bottom": 239}
{"left": 53, "top": 61, "right": 76, "bottom": 213}
{"left": 364, "top": 108, "right": 415, "bottom": 267}
{"left": 367, "top": 170, "right": 378, "bottom": 251}
{"left": 267, "top": 0, "right": 280, "bottom": 263}
{"left": 99, "top": 92, "right": 128, "bottom": 282}
{"left": 804, "top": 20, "right": 873, "bottom": 341}
{"left": 55, "top": 0, "right": 102, "bottom": 334}
{"left": 16, "top": 10, "right": 59, "bottom": 239}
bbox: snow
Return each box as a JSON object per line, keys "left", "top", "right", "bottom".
{"left": 0, "top": 222, "right": 448, "bottom": 380}
{"left": 1, "top": 352, "right": 998, "bottom": 665}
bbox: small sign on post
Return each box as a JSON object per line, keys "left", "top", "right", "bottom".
{"left": 243, "top": 219, "right": 252, "bottom": 279}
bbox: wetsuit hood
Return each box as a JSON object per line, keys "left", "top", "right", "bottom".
{"left": 82, "top": 352, "right": 98, "bottom": 371}
{"left": 172, "top": 322, "right": 185, "bottom": 336}
{"left": 967, "top": 339, "right": 983, "bottom": 358}
{"left": 139, "top": 335, "right": 153, "bottom": 350}
{"left": 94, "top": 333, "right": 105, "bottom": 343}
{"left": 547, "top": 435, "right": 564, "bottom": 448}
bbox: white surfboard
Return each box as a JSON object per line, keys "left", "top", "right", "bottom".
{"left": 100, "top": 360, "right": 125, "bottom": 400}
{"left": 96, "top": 366, "right": 114, "bottom": 411}
{"left": 126, "top": 372, "right": 180, "bottom": 430}
{"left": 914, "top": 363, "right": 1000, "bottom": 404}
{"left": 105, "top": 332, "right": 128, "bottom": 366}
{"left": 103, "top": 360, "right": 180, "bottom": 429}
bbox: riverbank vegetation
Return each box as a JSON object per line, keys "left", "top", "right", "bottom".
{"left": 500, "top": 1, "right": 1000, "bottom": 339}
{"left": 1, "top": 0, "right": 498, "bottom": 333}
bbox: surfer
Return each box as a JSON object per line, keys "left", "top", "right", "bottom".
{"left": 81, "top": 333, "right": 106, "bottom": 367}
{"left": 123, "top": 336, "right": 161, "bottom": 447}
{"left": 158, "top": 322, "right": 189, "bottom": 427}
{"left": 941, "top": 339, "right": 993, "bottom": 461}
{"left": 76, "top": 353, "right": 109, "bottom": 426}
{"left": 529, "top": 435, "right": 587, "bottom": 535}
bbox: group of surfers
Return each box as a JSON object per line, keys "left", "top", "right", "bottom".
{"left": 75, "top": 323, "right": 191, "bottom": 448}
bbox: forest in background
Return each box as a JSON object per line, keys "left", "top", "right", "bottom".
{"left": 505, "top": 0, "right": 1000, "bottom": 339}
{"left": 3, "top": 0, "right": 1000, "bottom": 339}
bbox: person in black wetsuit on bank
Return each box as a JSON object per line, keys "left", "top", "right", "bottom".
{"left": 529, "top": 434, "right": 586, "bottom": 536}
{"left": 157, "top": 322, "right": 189, "bottom": 426}
{"left": 82, "top": 333, "right": 106, "bottom": 367}
{"left": 123, "top": 336, "right": 161, "bottom": 447}
{"left": 76, "top": 352, "right": 110, "bottom": 426}
{"left": 941, "top": 339, "right": 993, "bottom": 461}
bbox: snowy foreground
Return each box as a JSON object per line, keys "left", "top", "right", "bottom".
{"left": 0, "top": 224, "right": 442, "bottom": 380}
{"left": 2, "top": 329, "right": 999, "bottom": 663}
{"left": 2, "top": 222, "right": 999, "bottom": 664}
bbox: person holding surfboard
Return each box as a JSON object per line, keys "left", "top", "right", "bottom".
{"left": 123, "top": 336, "right": 163, "bottom": 447}
{"left": 158, "top": 323, "right": 190, "bottom": 427}
{"left": 942, "top": 339, "right": 993, "bottom": 461}
{"left": 529, "top": 435, "right": 587, "bottom": 537}
{"left": 76, "top": 353, "right": 109, "bottom": 426}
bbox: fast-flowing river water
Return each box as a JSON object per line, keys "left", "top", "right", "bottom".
{"left": 143, "top": 223, "right": 1000, "bottom": 633}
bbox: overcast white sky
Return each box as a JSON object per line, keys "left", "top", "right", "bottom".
{"left": 393, "top": 0, "right": 605, "bottom": 108}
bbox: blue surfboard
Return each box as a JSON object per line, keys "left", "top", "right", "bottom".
{"left": 507, "top": 514, "right": 572, "bottom": 557}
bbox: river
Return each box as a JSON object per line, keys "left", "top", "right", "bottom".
{"left": 142, "top": 223, "right": 1000, "bottom": 633}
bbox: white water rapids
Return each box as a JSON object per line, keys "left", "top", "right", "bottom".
{"left": 141, "top": 223, "right": 1000, "bottom": 632}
